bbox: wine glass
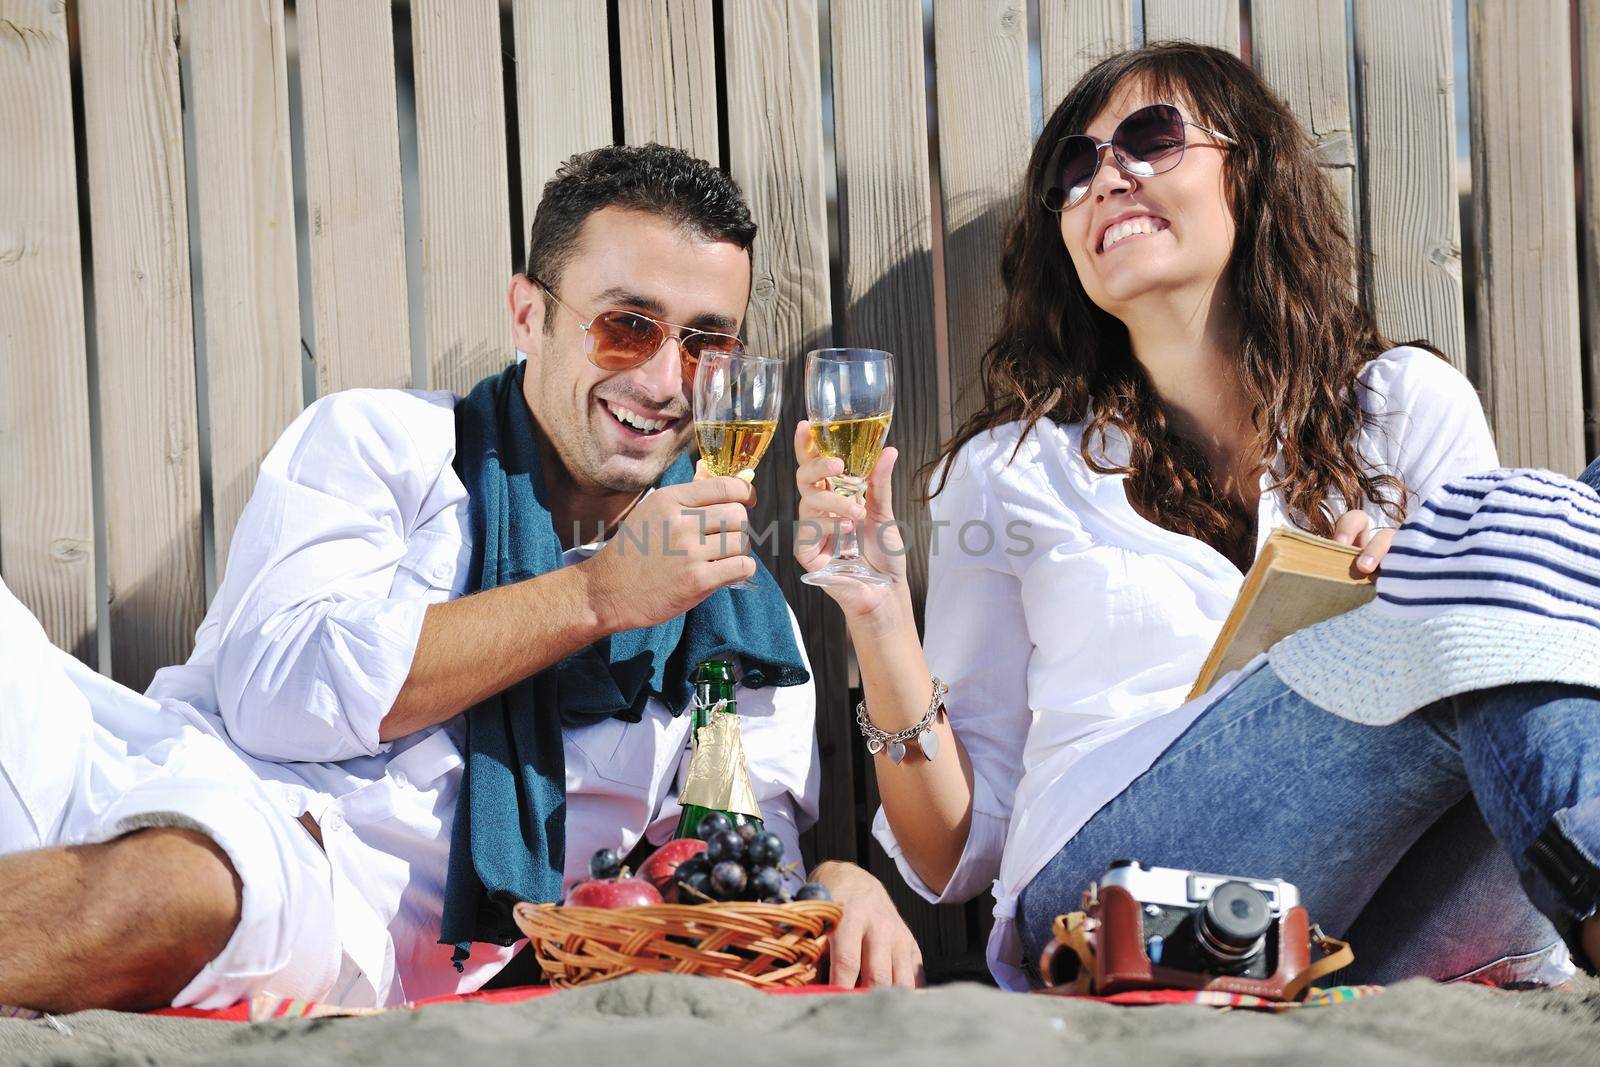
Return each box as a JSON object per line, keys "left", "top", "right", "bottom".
{"left": 799, "top": 348, "right": 895, "bottom": 588}
{"left": 693, "top": 349, "right": 784, "bottom": 590}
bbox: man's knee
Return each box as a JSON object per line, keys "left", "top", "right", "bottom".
{"left": 0, "top": 826, "right": 244, "bottom": 1013}
{"left": 85, "top": 827, "right": 244, "bottom": 1009}
{"left": 113, "top": 825, "right": 243, "bottom": 925}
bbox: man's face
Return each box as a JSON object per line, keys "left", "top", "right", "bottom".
{"left": 509, "top": 207, "right": 751, "bottom": 493}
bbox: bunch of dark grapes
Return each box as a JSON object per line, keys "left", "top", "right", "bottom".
{"left": 672, "top": 813, "right": 833, "bottom": 905}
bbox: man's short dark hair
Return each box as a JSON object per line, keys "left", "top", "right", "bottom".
{"left": 526, "top": 144, "right": 757, "bottom": 296}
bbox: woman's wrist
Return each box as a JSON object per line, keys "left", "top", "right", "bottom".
{"left": 843, "top": 583, "right": 917, "bottom": 642}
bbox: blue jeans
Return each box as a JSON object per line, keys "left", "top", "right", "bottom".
{"left": 1018, "top": 458, "right": 1600, "bottom": 985}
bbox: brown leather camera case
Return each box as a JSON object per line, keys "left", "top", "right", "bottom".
{"left": 1092, "top": 883, "right": 1312, "bottom": 998}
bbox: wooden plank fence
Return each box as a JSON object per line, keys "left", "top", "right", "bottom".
{"left": 297, "top": 0, "right": 412, "bottom": 396}
{"left": 184, "top": 0, "right": 303, "bottom": 577}
{"left": 1352, "top": 0, "right": 1467, "bottom": 369}
{"left": 3, "top": 0, "right": 1597, "bottom": 973}
{"left": 0, "top": 0, "right": 96, "bottom": 664}
{"left": 78, "top": 0, "right": 205, "bottom": 689}
{"left": 413, "top": 0, "right": 515, "bottom": 395}
{"left": 1468, "top": 0, "right": 1585, "bottom": 472}
{"left": 1583, "top": 0, "right": 1600, "bottom": 450}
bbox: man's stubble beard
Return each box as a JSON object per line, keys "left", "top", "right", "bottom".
{"left": 529, "top": 331, "right": 690, "bottom": 495}
{"left": 592, "top": 426, "right": 692, "bottom": 493}
{"left": 548, "top": 387, "right": 687, "bottom": 496}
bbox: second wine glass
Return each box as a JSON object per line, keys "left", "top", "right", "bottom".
{"left": 800, "top": 348, "right": 895, "bottom": 589}
{"left": 693, "top": 349, "right": 784, "bottom": 590}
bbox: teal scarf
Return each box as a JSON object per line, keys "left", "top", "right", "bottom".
{"left": 439, "top": 362, "right": 808, "bottom": 963}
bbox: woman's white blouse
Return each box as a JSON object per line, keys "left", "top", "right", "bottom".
{"left": 870, "top": 346, "right": 1499, "bottom": 989}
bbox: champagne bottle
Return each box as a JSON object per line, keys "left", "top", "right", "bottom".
{"left": 674, "top": 658, "right": 764, "bottom": 838}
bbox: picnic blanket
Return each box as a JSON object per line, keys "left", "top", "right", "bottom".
{"left": 2, "top": 982, "right": 1384, "bottom": 1024}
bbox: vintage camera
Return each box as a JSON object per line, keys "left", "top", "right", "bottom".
{"left": 1101, "top": 860, "right": 1298, "bottom": 979}
{"left": 1039, "top": 860, "right": 1347, "bottom": 1000}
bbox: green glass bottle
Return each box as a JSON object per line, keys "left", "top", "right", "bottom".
{"left": 674, "top": 658, "right": 764, "bottom": 839}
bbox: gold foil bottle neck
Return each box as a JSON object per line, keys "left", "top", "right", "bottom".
{"left": 678, "top": 699, "right": 761, "bottom": 818}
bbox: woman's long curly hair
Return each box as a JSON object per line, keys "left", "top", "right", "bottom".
{"left": 927, "top": 43, "right": 1433, "bottom": 564}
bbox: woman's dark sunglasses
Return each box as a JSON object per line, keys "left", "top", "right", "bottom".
{"left": 530, "top": 276, "right": 744, "bottom": 375}
{"left": 1038, "top": 103, "right": 1235, "bottom": 212}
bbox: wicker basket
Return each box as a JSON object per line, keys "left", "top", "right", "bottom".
{"left": 512, "top": 899, "right": 842, "bottom": 989}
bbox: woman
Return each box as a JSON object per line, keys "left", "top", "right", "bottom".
{"left": 793, "top": 42, "right": 1600, "bottom": 989}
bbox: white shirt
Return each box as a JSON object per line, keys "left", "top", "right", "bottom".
{"left": 870, "top": 346, "right": 1499, "bottom": 989}
{"left": 147, "top": 388, "right": 820, "bottom": 1006}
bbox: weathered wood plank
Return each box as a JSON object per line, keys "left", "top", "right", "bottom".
{"left": 1251, "top": 0, "right": 1355, "bottom": 235}
{"left": 78, "top": 0, "right": 204, "bottom": 688}
{"left": 0, "top": 0, "right": 96, "bottom": 662}
{"left": 829, "top": 0, "right": 940, "bottom": 615}
{"left": 831, "top": 0, "right": 962, "bottom": 962}
{"left": 1352, "top": 0, "right": 1466, "bottom": 365}
{"left": 412, "top": 0, "right": 514, "bottom": 394}
{"left": 1142, "top": 0, "right": 1238, "bottom": 52}
{"left": 1467, "top": 0, "right": 1584, "bottom": 472}
{"left": 512, "top": 0, "right": 612, "bottom": 230}
{"left": 933, "top": 0, "right": 1032, "bottom": 428}
{"left": 297, "top": 0, "right": 412, "bottom": 393}
{"left": 616, "top": 0, "right": 718, "bottom": 163}
{"left": 723, "top": 0, "right": 852, "bottom": 868}
{"left": 1039, "top": 0, "right": 1131, "bottom": 110}
{"left": 1579, "top": 0, "right": 1600, "bottom": 456}
{"left": 184, "top": 0, "right": 303, "bottom": 576}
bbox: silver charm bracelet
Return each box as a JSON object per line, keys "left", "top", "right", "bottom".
{"left": 857, "top": 678, "right": 949, "bottom": 764}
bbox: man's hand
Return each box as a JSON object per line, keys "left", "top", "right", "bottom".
{"left": 387, "top": 474, "right": 754, "bottom": 740}
{"left": 581, "top": 476, "right": 757, "bottom": 632}
{"left": 809, "top": 860, "right": 924, "bottom": 989}
{"left": 1332, "top": 510, "right": 1395, "bottom": 576}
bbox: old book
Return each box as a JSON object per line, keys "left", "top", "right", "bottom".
{"left": 1187, "top": 526, "right": 1376, "bottom": 701}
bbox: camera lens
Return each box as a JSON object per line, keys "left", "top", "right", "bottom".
{"left": 1195, "top": 881, "right": 1271, "bottom": 963}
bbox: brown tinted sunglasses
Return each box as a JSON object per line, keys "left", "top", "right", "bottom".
{"left": 529, "top": 276, "right": 744, "bottom": 376}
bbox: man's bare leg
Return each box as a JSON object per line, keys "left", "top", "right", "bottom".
{"left": 0, "top": 827, "right": 242, "bottom": 1012}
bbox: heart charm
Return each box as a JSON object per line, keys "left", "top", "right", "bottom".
{"left": 888, "top": 741, "right": 907, "bottom": 765}
{"left": 918, "top": 729, "right": 940, "bottom": 761}
{"left": 867, "top": 737, "right": 884, "bottom": 755}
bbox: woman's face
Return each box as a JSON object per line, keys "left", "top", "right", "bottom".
{"left": 1057, "top": 83, "right": 1236, "bottom": 318}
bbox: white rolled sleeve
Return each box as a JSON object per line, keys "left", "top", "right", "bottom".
{"left": 1364, "top": 346, "right": 1500, "bottom": 513}
{"left": 207, "top": 391, "right": 452, "bottom": 762}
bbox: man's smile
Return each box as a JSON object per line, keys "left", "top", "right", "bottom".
{"left": 597, "top": 396, "right": 685, "bottom": 440}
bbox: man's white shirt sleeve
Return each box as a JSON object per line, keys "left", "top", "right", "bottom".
{"left": 207, "top": 391, "right": 453, "bottom": 762}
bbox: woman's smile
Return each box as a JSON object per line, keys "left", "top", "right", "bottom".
{"left": 1097, "top": 212, "right": 1172, "bottom": 254}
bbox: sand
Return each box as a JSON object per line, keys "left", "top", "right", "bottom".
{"left": 1, "top": 974, "right": 1597, "bottom": 1066}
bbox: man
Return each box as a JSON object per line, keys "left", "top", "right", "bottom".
{"left": 0, "top": 145, "right": 919, "bottom": 1012}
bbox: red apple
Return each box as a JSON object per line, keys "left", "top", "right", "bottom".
{"left": 636, "top": 838, "right": 709, "bottom": 899}
{"left": 566, "top": 877, "right": 663, "bottom": 909}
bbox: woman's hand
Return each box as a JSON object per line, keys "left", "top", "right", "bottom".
{"left": 1332, "top": 510, "right": 1395, "bottom": 576}
{"left": 792, "top": 420, "right": 908, "bottom": 620}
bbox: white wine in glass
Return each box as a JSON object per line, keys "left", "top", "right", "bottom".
{"left": 801, "top": 348, "right": 895, "bottom": 588}
{"left": 808, "top": 414, "right": 892, "bottom": 490}
{"left": 696, "top": 418, "right": 778, "bottom": 477}
{"left": 693, "top": 350, "right": 784, "bottom": 589}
